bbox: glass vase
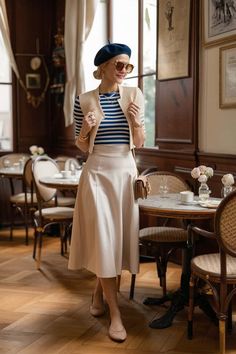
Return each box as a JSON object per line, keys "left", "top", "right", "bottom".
{"left": 198, "top": 182, "right": 210, "bottom": 202}
{"left": 222, "top": 185, "right": 233, "bottom": 198}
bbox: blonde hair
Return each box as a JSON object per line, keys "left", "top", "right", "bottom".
{"left": 93, "top": 62, "right": 107, "bottom": 80}
{"left": 93, "top": 67, "right": 102, "bottom": 80}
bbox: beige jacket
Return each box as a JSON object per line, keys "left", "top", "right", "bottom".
{"left": 75, "top": 85, "right": 144, "bottom": 153}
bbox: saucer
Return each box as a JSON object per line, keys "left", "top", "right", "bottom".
{"left": 199, "top": 200, "right": 221, "bottom": 209}
{"left": 180, "top": 200, "right": 198, "bottom": 205}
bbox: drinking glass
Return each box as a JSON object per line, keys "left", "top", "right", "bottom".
{"left": 159, "top": 176, "right": 169, "bottom": 198}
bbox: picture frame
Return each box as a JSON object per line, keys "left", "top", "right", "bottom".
{"left": 157, "top": 0, "right": 190, "bottom": 81}
{"left": 26, "top": 73, "right": 41, "bottom": 89}
{"left": 219, "top": 44, "right": 236, "bottom": 108}
{"left": 202, "top": 0, "right": 236, "bottom": 48}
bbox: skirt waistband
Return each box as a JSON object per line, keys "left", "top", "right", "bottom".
{"left": 92, "top": 144, "right": 131, "bottom": 157}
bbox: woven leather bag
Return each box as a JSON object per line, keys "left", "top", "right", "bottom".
{"left": 134, "top": 175, "right": 151, "bottom": 200}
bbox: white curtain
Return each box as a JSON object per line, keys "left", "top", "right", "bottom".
{"left": 63, "top": 0, "right": 98, "bottom": 127}
{"left": 0, "top": 0, "right": 20, "bottom": 79}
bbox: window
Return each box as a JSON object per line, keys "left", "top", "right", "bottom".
{"left": 0, "top": 31, "right": 13, "bottom": 151}
{"left": 84, "top": 0, "right": 157, "bottom": 147}
{"left": 112, "top": 0, "right": 157, "bottom": 147}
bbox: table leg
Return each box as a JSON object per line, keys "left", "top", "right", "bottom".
{"left": 147, "top": 225, "right": 218, "bottom": 329}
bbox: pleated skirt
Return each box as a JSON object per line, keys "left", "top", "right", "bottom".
{"left": 68, "top": 145, "right": 140, "bottom": 277}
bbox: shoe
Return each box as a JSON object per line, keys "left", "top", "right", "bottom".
{"left": 89, "top": 296, "right": 105, "bottom": 317}
{"left": 108, "top": 323, "right": 127, "bottom": 342}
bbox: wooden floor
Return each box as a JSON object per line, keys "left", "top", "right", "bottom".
{"left": 0, "top": 228, "right": 236, "bottom": 354}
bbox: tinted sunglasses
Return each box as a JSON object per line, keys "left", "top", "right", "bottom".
{"left": 114, "top": 60, "right": 134, "bottom": 74}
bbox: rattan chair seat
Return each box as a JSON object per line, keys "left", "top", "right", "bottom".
{"left": 140, "top": 226, "right": 188, "bottom": 243}
{"left": 192, "top": 253, "right": 236, "bottom": 278}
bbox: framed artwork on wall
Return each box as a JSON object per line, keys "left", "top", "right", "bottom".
{"left": 157, "top": 0, "right": 191, "bottom": 81}
{"left": 26, "top": 73, "right": 41, "bottom": 89}
{"left": 219, "top": 44, "right": 236, "bottom": 108}
{"left": 202, "top": 0, "right": 236, "bottom": 47}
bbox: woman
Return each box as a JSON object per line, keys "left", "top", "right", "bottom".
{"left": 68, "top": 42, "right": 145, "bottom": 342}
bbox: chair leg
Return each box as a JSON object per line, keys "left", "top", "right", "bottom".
{"left": 219, "top": 319, "right": 226, "bottom": 354}
{"left": 187, "top": 273, "right": 196, "bottom": 339}
{"left": 155, "top": 255, "right": 168, "bottom": 297}
{"left": 129, "top": 274, "right": 136, "bottom": 299}
{"left": 227, "top": 299, "right": 233, "bottom": 333}
{"left": 33, "top": 227, "right": 38, "bottom": 259}
{"left": 117, "top": 274, "right": 121, "bottom": 292}
{"left": 36, "top": 232, "right": 43, "bottom": 269}
{"left": 9, "top": 204, "right": 15, "bottom": 241}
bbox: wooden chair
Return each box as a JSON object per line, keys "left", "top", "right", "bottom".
{"left": 0, "top": 153, "right": 31, "bottom": 243}
{"left": 31, "top": 155, "right": 74, "bottom": 269}
{"left": 187, "top": 190, "right": 236, "bottom": 354}
{"left": 129, "top": 170, "right": 191, "bottom": 300}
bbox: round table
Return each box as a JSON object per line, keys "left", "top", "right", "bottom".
{"left": 39, "top": 176, "right": 80, "bottom": 191}
{"left": 137, "top": 193, "right": 222, "bottom": 329}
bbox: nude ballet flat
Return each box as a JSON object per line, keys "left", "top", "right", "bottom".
{"left": 108, "top": 324, "right": 127, "bottom": 342}
{"left": 89, "top": 296, "right": 105, "bottom": 317}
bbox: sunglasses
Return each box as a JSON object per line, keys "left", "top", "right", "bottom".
{"left": 113, "top": 60, "right": 134, "bottom": 74}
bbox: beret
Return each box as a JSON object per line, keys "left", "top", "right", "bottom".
{"left": 94, "top": 43, "right": 131, "bottom": 66}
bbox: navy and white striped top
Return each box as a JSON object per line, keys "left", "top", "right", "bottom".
{"left": 74, "top": 92, "right": 130, "bottom": 145}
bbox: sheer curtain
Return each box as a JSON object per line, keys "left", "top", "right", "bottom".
{"left": 63, "top": 0, "right": 98, "bottom": 127}
{"left": 0, "top": 0, "right": 20, "bottom": 80}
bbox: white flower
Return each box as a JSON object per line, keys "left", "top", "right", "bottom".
{"left": 29, "top": 145, "right": 38, "bottom": 155}
{"left": 29, "top": 145, "right": 45, "bottom": 156}
{"left": 199, "top": 165, "right": 207, "bottom": 174}
{"left": 205, "top": 167, "right": 214, "bottom": 178}
{"left": 221, "top": 173, "right": 234, "bottom": 186}
{"left": 191, "top": 165, "right": 214, "bottom": 182}
{"left": 198, "top": 174, "right": 207, "bottom": 183}
{"left": 191, "top": 167, "right": 201, "bottom": 179}
{"left": 37, "top": 147, "right": 44, "bottom": 155}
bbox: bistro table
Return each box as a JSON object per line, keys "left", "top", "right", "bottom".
{"left": 39, "top": 176, "right": 80, "bottom": 190}
{"left": 0, "top": 166, "right": 24, "bottom": 196}
{"left": 39, "top": 173, "right": 81, "bottom": 192}
{"left": 138, "top": 193, "right": 222, "bottom": 329}
{"left": 0, "top": 166, "right": 24, "bottom": 178}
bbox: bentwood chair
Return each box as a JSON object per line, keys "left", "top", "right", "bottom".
{"left": 31, "top": 156, "right": 74, "bottom": 269}
{"left": 0, "top": 153, "right": 31, "bottom": 243}
{"left": 129, "top": 170, "right": 191, "bottom": 300}
{"left": 187, "top": 190, "right": 236, "bottom": 354}
{"left": 9, "top": 157, "right": 75, "bottom": 245}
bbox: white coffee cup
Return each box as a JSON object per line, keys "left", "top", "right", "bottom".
{"left": 61, "top": 170, "right": 72, "bottom": 179}
{"left": 180, "top": 191, "right": 194, "bottom": 203}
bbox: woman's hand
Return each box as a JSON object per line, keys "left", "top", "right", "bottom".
{"left": 127, "top": 102, "right": 142, "bottom": 127}
{"left": 80, "top": 111, "right": 97, "bottom": 137}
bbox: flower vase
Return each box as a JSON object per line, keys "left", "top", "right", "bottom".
{"left": 222, "top": 185, "right": 233, "bottom": 198}
{"left": 198, "top": 182, "right": 210, "bottom": 202}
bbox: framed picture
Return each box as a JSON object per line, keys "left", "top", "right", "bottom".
{"left": 26, "top": 73, "right": 41, "bottom": 89}
{"left": 219, "top": 44, "right": 236, "bottom": 108}
{"left": 202, "top": 0, "right": 236, "bottom": 47}
{"left": 157, "top": 0, "right": 190, "bottom": 81}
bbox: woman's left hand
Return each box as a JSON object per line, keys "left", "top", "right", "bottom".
{"left": 128, "top": 102, "right": 141, "bottom": 127}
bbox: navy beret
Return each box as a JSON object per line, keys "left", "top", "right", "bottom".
{"left": 94, "top": 43, "right": 131, "bottom": 66}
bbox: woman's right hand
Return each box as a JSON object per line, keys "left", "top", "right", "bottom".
{"left": 80, "top": 111, "right": 97, "bottom": 137}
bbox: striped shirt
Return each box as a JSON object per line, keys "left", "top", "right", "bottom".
{"left": 74, "top": 92, "right": 130, "bottom": 145}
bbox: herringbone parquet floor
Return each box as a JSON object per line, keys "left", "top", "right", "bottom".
{"left": 0, "top": 227, "right": 236, "bottom": 354}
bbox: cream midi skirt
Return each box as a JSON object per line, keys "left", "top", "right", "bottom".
{"left": 68, "top": 145, "right": 139, "bottom": 277}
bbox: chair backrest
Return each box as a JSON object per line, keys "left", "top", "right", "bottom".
{"left": 215, "top": 190, "right": 236, "bottom": 260}
{"left": 23, "top": 158, "right": 34, "bottom": 188}
{"left": 0, "top": 153, "right": 30, "bottom": 168}
{"left": 64, "top": 158, "right": 80, "bottom": 171}
{"left": 54, "top": 155, "right": 71, "bottom": 171}
{"left": 144, "top": 170, "right": 190, "bottom": 195}
{"left": 32, "top": 156, "right": 59, "bottom": 203}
